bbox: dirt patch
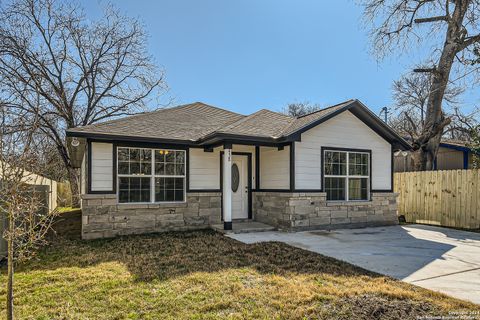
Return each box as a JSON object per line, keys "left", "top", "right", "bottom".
{"left": 332, "top": 294, "right": 435, "bottom": 320}
{"left": 50, "top": 209, "right": 81, "bottom": 239}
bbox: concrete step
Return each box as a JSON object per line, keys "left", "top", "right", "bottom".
{"left": 211, "top": 221, "right": 276, "bottom": 234}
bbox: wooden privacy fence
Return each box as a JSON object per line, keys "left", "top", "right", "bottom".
{"left": 57, "top": 181, "right": 72, "bottom": 207}
{"left": 394, "top": 169, "right": 480, "bottom": 230}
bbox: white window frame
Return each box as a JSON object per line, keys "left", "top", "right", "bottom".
{"left": 323, "top": 149, "right": 370, "bottom": 201}
{"left": 116, "top": 147, "right": 186, "bottom": 204}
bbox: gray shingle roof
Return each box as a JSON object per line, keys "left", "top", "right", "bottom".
{"left": 66, "top": 99, "right": 410, "bottom": 149}
{"left": 67, "top": 102, "right": 245, "bottom": 141}
{"left": 217, "top": 109, "right": 295, "bottom": 138}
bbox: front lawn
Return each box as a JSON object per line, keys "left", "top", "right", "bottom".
{"left": 0, "top": 230, "right": 477, "bottom": 319}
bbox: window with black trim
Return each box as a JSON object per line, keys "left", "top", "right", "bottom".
{"left": 117, "top": 147, "right": 185, "bottom": 203}
{"left": 324, "top": 150, "right": 369, "bottom": 201}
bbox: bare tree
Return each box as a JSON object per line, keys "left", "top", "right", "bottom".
{"left": 444, "top": 106, "right": 480, "bottom": 140}
{"left": 282, "top": 101, "right": 323, "bottom": 117}
{"left": 0, "top": 107, "right": 58, "bottom": 320}
{"left": 361, "top": 0, "right": 480, "bottom": 170}
{"left": 0, "top": 0, "right": 166, "bottom": 204}
{"left": 389, "top": 70, "right": 479, "bottom": 142}
{"left": 392, "top": 71, "right": 463, "bottom": 126}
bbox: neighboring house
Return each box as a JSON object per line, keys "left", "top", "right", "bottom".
{"left": 394, "top": 139, "right": 475, "bottom": 172}
{"left": 66, "top": 99, "right": 410, "bottom": 240}
{"left": 0, "top": 164, "right": 58, "bottom": 258}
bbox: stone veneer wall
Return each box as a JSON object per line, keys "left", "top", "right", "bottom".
{"left": 254, "top": 192, "right": 398, "bottom": 230}
{"left": 81, "top": 192, "right": 221, "bottom": 239}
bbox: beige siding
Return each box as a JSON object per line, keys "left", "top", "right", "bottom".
{"left": 90, "top": 142, "right": 113, "bottom": 191}
{"left": 436, "top": 147, "right": 464, "bottom": 170}
{"left": 259, "top": 146, "right": 290, "bottom": 189}
{"left": 12, "top": 165, "right": 58, "bottom": 212}
{"left": 189, "top": 145, "right": 256, "bottom": 190}
{"left": 295, "top": 110, "right": 392, "bottom": 190}
{"left": 394, "top": 147, "right": 470, "bottom": 172}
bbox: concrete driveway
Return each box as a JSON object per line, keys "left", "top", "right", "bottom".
{"left": 229, "top": 224, "right": 480, "bottom": 304}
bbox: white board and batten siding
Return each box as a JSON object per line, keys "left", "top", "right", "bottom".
{"left": 295, "top": 110, "right": 392, "bottom": 191}
{"left": 90, "top": 142, "right": 114, "bottom": 192}
{"left": 189, "top": 145, "right": 256, "bottom": 190}
{"left": 259, "top": 146, "right": 290, "bottom": 189}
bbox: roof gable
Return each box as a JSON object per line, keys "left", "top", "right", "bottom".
{"left": 280, "top": 100, "right": 410, "bottom": 150}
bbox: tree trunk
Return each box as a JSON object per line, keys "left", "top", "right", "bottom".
{"left": 6, "top": 216, "right": 14, "bottom": 320}
{"left": 413, "top": 1, "right": 468, "bottom": 170}
{"left": 56, "top": 139, "right": 80, "bottom": 208}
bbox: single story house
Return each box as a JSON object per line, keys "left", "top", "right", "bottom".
{"left": 394, "top": 139, "right": 475, "bottom": 172}
{"left": 66, "top": 99, "right": 410, "bottom": 240}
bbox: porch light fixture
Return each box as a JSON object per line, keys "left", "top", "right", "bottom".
{"left": 71, "top": 137, "right": 80, "bottom": 147}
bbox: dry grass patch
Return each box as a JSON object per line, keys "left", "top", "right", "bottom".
{"left": 0, "top": 230, "right": 477, "bottom": 319}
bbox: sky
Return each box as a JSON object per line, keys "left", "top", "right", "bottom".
{"left": 83, "top": 0, "right": 475, "bottom": 116}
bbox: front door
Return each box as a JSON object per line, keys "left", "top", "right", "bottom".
{"left": 231, "top": 155, "right": 249, "bottom": 219}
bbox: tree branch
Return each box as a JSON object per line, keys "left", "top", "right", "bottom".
{"left": 414, "top": 16, "right": 449, "bottom": 24}
{"left": 413, "top": 68, "right": 437, "bottom": 73}
{"left": 461, "top": 34, "right": 480, "bottom": 49}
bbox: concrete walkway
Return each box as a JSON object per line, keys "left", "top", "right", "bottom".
{"left": 229, "top": 224, "right": 480, "bottom": 304}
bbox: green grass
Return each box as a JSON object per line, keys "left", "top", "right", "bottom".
{"left": 56, "top": 207, "right": 81, "bottom": 214}
{"left": 0, "top": 230, "right": 477, "bottom": 319}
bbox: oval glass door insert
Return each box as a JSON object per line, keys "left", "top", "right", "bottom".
{"left": 231, "top": 163, "right": 240, "bottom": 192}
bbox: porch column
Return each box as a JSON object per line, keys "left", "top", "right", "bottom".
{"left": 223, "top": 145, "right": 233, "bottom": 230}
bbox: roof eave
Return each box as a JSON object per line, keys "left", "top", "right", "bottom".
{"left": 439, "top": 142, "right": 471, "bottom": 152}
{"left": 197, "top": 133, "right": 288, "bottom": 147}
{"left": 66, "top": 130, "right": 196, "bottom": 146}
{"left": 66, "top": 129, "right": 291, "bottom": 148}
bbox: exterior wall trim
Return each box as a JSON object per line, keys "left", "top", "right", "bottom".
{"left": 255, "top": 146, "right": 260, "bottom": 190}
{"left": 290, "top": 142, "right": 295, "bottom": 191}
{"left": 320, "top": 146, "right": 373, "bottom": 200}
